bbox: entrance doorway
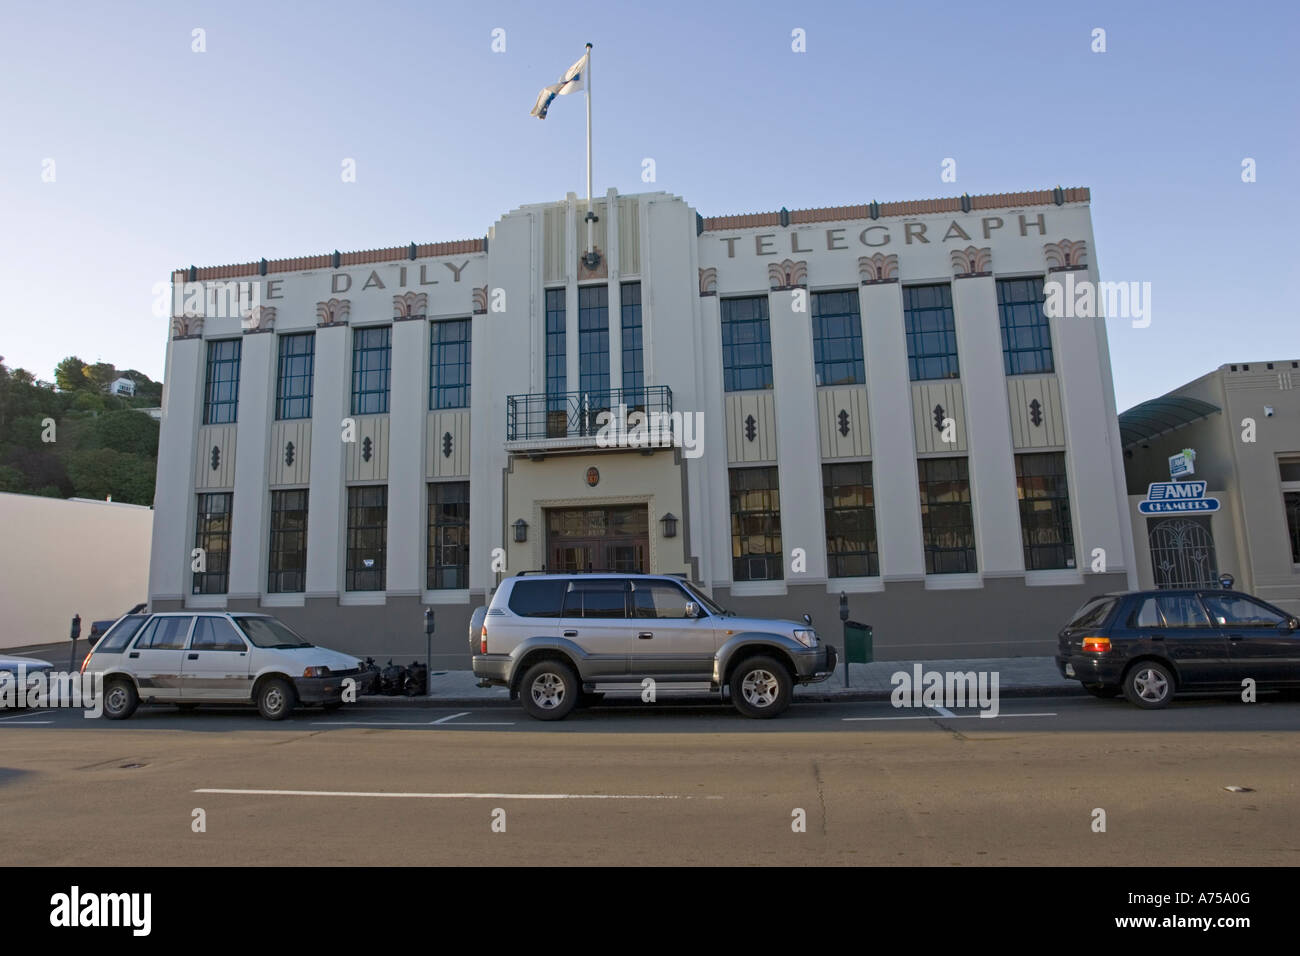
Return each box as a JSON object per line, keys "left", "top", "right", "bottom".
{"left": 1147, "top": 516, "right": 1219, "bottom": 589}
{"left": 547, "top": 505, "right": 649, "bottom": 572}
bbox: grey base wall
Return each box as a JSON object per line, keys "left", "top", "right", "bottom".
{"left": 715, "top": 573, "right": 1128, "bottom": 660}
{"left": 153, "top": 573, "right": 1123, "bottom": 669}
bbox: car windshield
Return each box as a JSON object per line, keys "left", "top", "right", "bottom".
{"left": 95, "top": 615, "right": 149, "bottom": 654}
{"left": 235, "top": 616, "right": 312, "bottom": 649}
{"left": 679, "top": 580, "right": 727, "bottom": 616}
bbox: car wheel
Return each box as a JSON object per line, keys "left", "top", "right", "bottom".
{"left": 730, "top": 656, "right": 792, "bottom": 719}
{"left": 257, "top": 678, "right": 297, "bottom": 720}
{"left": 102, "top": 679, "right": 138, "bottom": 720}
{"left": 1083, "top": 683, "right": 1121, "bottom": 699}
{"left": 1124, "top": 661, "right": 1175, "bottom": 709}
{"left": 519, "top": 660, "right": 578, "bottom": 721}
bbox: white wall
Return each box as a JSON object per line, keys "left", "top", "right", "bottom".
{"left": 0, "top": 494, "right": 152, "bottom": 650}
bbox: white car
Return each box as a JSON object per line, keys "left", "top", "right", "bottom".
{"left": 82, "top": 611, "right": 369, "bottom": 720}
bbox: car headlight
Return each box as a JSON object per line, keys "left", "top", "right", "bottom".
{"left": 793, "top": 628, "right": 817, "bottom": 648}
{"left": 302, "top": 666, "right": 331, "bottom": 678}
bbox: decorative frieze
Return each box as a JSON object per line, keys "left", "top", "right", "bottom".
{"left": 699, "top": 267, "right": 717, "bottom": 297}
{"left": 858, "top": 253, "right": 899, "bottom": 284}
{"left": 472, "top": 286, "right": 489, "bottom": 314}
{"left": 767, "top": 259, "right": 808, "bottom": 291}
{"left": 949, "top": 246, "right": 992, "bottom": 278}
{"left": 392, "top": 291, "right": 428, "bottom": 320}
{"left": 171, "top": 315, "right": 204, "bottom": 339}
{"left": 316, "top": 297, "right": 351, "bottom": 327}
{"left": 1044, "top": 239, "right": 1088, "bottom": 272}
{"left": 241, "top": 305, "right": 276, "bottom": 333}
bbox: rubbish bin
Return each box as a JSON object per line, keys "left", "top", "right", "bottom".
{"left": 844, "top": 621, "right": 872, "bottom": 664}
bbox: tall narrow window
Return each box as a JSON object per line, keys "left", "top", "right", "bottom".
{"left": 545, "top": 288, "right": 566, "bottom": 437}
{"left": 351, "top": 326, "right": 391, "bottom": 415}
{"left": 267, "top": 489, "right": 309, "bottom": 593}
{"left": 430, "top": 318, "right": 471, "bottom": 410}
{"left": 823, "top": 461, "right": 878, "bottom": 577}
{"left": 1280, "top": 458, "right": 1300, "bottom": 563}
{"left": 621, "top": 282, "right": 644, "bottom": 405}
{"left": 275, "top": 333, "right": 314, "bottom": 420}
{"left": 193, "top": 492, "right": 233, "bottom": 594}
{"left": 346, "top": 485, "right": 387, "bottom": 591}
{"left": 812, "top": 290, "right": 865, "bottom": 386}
{"left": 730, "top": 466, "right": 783, "bottom": 581}
{"left": 203, "top": 339, "right": 241, "bottom": 424}
{"left": 903, "top": 284, "right": 959, "bottom": 381}
{"left": 917, "top": 457, "right": 976, "bottom": 573}
{"left": 721, "top": 296, "right": 773, "bottom": 391}
{"left": 578, "top": 285, "right": 610, "bottom": 432}
{"left": 427, "top": 481, "right": 470, "bottom": 590}
{"left": 998, "top": 277, "right": 1054, "bottom": 375}
{"left": 1016, "top": 452, "right": 1075, "bottom": 570}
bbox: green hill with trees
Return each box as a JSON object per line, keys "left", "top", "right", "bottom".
{"left": 0, "top": 356, "right": 162, "bottom": 506}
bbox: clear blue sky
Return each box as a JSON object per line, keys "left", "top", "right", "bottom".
{"left": 1, "top": 0, "right": 1296, "bottom": 410}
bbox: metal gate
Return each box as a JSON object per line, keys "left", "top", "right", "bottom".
{"left": 1147, "top": 517, "right": 1218, "bottom": 589}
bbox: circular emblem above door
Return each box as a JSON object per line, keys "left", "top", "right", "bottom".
{"left": 585, "top": 466, "right": 600, "bottom": 487}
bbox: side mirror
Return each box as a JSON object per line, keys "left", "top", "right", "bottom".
{"left": 1287, "top": 618, "right": 1299, "bottom": 633}
{"left": 684, "top": 601, "right": 700, "bottom": 619}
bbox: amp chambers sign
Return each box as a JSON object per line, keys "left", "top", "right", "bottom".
{"left": 1138, "top": 481, "right": 1221, "bottom": 514}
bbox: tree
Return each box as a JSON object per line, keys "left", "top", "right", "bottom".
{"left": 63, "top": 447, "right": 154, "bottom": 505}
{"left": 84, "top": 362, "right": 118, "bottom": 391}
{"left": 54, "top": 356, "right": 90, "bottom": 392}
{"left": 83, "top": 409, "right": 159, "bottom": 457}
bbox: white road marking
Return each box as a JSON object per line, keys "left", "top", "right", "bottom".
{"left": 931, "top": 706, "right": 956, "bottom": 718}
{"left": 843, "top": 711, "right": 1057, "bottom": 722}
{"left": 431, "top": 711, "right": 471, "bottom": 724}
{"left": 195, "top": 788, "right": 687, "bottom": 800}
{"left": 0, "top": 711, "right": 52, "bottom": 723}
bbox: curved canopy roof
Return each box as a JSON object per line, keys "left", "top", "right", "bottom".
{"left": 1118, "top": 396, "right": 1220, "bottom": 448}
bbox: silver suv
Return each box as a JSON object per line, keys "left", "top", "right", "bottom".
{"left": 470, "top": 573, "right": 837, "bottom": 720}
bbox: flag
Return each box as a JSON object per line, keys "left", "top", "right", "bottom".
{"left": 530, "top": 51, "right": 589, "bottom": 119}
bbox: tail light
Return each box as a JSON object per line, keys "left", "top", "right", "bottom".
{"left": 79, "top": 652, "right": 91, "bottom": 675}
{"left": 1081, "top": 636, "right": 1112, "bottom": 653}
{"left": 480, "top": 625, "right": 488, "bottom": 655}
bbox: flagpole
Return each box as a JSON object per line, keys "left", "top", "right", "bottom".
{"left": 585, "top": 42, "right": 594, "bottom": 262}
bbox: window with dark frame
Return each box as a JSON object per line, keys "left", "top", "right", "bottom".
{"left": 275, "top": 332, "right": 314, "bottom": 421}
{"left": 729, "top": 466, "right": 783, "bottom": 581}
{"left": 1015, "top": 452, "right": 1076, "bottom": 570}
{"left": 427, "top": 481, "right": 469, "bottom": 590}
{"left": 578, "top": 285, "right": 610, "bottom": 397}
{"left": 903, "top": 284, "right": 959, "bottom": 381}
{"left": 621, "top": 282, "right": 644, "bottom": 403}
{"left": 997, "top": 277, "right": 1055, "bottom": 375}
{"left": 812, "top": 290, "right": 865, "bottom": 386}
{"left": 917, "top": 457, "right": 977, "bottom": 574}
{"left": 430, "top": 318, "right": 471, "bottom": 410}
{"left": 545, "top": 288, "right": 566, "bottom": 435}
{"left": 193, "top": 492, "right": 233, "bottom": 594}
{"left": 721, "top": 296, "right": 774, "bottom": 392}
{"left": 823, "top": 461, "right": 879, "bottom": 577}
{"left": 345, "top": 485, "right": 387, "bottom": 591}
{"left": 1281, "top": 459, "right": 1300, "bottom": 564}
{"left": 351, "top": 326, "right": 391, "bottom": 415}
{"left": 203, "top": 339, "right": 241, "bottom": 425}
{"left": 267, "top": 489, "right": 308, "bottom": 593}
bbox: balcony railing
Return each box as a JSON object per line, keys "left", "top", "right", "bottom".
{"left": 506, "top": 386, "right": 673, "bottom": 444}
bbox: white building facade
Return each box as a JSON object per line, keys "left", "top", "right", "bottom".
{"left": 149, "top": 187, "right": 1136, "bottom": 663}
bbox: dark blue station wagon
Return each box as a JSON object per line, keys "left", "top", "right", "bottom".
{"left": 1056, "top": 589, "right": 1300, "bottom": 708}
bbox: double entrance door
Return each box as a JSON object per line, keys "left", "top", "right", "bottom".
{"left": 547, "top": 505, "right": 648, "bottom": 573}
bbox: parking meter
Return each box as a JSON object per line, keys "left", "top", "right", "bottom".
{"left": 69, "top": 613, "right": 81, "bottom": 670}
{"left": 424, "top": 609, "right": 435, "bottom": 697}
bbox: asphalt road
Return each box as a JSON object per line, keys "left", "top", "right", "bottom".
{"left": 3, "top": 696, "right": 1298, "bottom": 865}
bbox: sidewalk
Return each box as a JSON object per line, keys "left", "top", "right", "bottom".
{"left": 7, "top": 642, "right": 1079, "bottom": 706}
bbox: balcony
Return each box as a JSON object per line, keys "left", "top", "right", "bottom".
{"left": 505, "top": 386, "right": 673, "bottom": 452}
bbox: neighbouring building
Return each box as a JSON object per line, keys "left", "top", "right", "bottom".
{"left": 148, "top": 186, "right": 1136, "bottom": 663}
{"left": 109, "top": 376, "right": 136, "bottom": 396}
{"left": 1120, "top": 360, "right": 1300, "bottom": 615}
{"left": 0, "top": 494, "right": 152, "bottom": 650}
